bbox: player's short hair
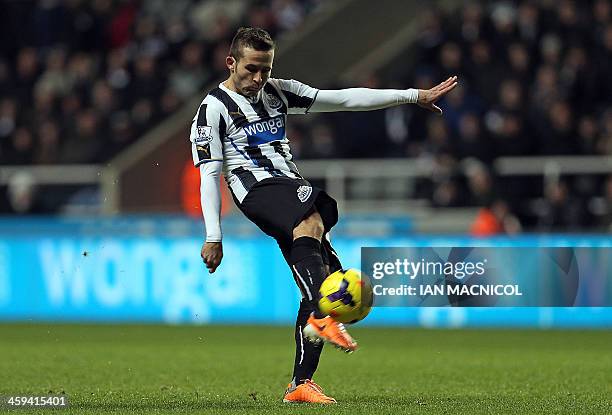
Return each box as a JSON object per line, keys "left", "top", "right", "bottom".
{"left": 229, "top": 27, "right": 275, "bottom": 60}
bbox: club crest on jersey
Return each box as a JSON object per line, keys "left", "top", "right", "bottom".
{"left": 243, "top": 115, "right": 285, "bottom": 146}
{"left": 266, "top": 92, "right": 283, "bottom": 110}
{"left": 297, "top": 185, "right": 312, "bottom": 203}
{"left": 196, "top": 125, "right": 213, "bottom": 143}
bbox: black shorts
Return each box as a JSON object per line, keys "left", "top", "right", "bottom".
{"left": 233, "top": 176, "right": 340, "bottom": 266}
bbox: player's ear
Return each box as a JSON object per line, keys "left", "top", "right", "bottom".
{"left": 226, "top": 56, "right": 236, "bottom": 73}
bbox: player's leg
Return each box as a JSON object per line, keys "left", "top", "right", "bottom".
{"left": 290, "top": 235, "right": 343, "bottom": 384}
{"left": 291, "top": 299, "right": 324, "bottom": 382}
{"left": 278, "top": 239, "right": 334, "bottom": 404}
{"left": 277, "top": 239, "right": 325, "bottom": 386}
{"left": 288, "top": 209, "right": 357, "bottom": 353}
{"left": 278, "top": 185, "right": 351, "bottom": 403}
{"left": 232, "top": 178, "right": 348, "bottom": 402}
{"left": 289, "top": 209, "right": 327, "bottom": 318}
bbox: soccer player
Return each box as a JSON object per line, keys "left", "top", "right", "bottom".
{"left": 191, "top": 27, "right": 457, "bottom": 404}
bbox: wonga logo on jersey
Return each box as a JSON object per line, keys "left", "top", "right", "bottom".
{"left": 243, "top": 115, "right": 285, "bottom": 146}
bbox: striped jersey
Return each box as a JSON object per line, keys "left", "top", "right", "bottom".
{"left": 189, "top": 78, "right": 318, "bottom": 203}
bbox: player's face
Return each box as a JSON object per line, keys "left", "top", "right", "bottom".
{"left": 227, "top": 47, "right": 274, "bottom": 97}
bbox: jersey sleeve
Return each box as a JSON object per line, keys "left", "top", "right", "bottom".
{"left": 269, "top": 78, "right": 319, "bottom": 115}
{"left": 190, "top": 97, "right": 225, "bottom": 166}
{"left": 308, "top": 88, "right": 419, "bottom": 112}
{"left": 200, "top": 161, "right": 222, "bottom": 242}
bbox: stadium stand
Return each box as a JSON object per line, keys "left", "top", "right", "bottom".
{"left": 0, "top": 0, "right": 610, "bottom": 231}
{"left": 0, "top": 0, "right": 321, "bottom": 165}
{"left": 303, "top": 0, "right": 611, "bottom": 230}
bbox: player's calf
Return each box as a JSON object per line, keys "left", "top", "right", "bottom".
{"left": 290, "top": 236, "right": 328, "bottom": 318}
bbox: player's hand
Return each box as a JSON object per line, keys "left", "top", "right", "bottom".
{"left": 417, "top": 76, "right": 458, "bottom": 115}
{"left": 201, "top": 241, "right": 223, "bottom": 273}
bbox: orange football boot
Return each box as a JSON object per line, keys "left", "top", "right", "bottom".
{"left": 303, "top": 313, "right": 358, "bottom": 352}
{"left": 283, "top": 379, "right": 337, "bottom": 404}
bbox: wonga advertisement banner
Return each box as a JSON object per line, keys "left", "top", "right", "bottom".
{"left": 0, "top": 218, "right": 611, "bottom": 327}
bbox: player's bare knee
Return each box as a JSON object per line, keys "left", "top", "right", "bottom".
{"left": 293, "top": 210, "right": 324, "bottom": 240}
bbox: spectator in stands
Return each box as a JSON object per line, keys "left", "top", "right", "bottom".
{"left": 465, "top": 161, "right": 496, "bottom": 207}
{"left": 577, "top": 115, "right": 599, "bottom": 155}
{"left": 14, "top": 48, "right": 40, "bottom": 107}
{"left": 169, "top": 42, "right": 209, "bottom": 100}
{"left": 466, "top": 40, "right": 499, "bottom": 105}
{"left": 432, "top": 178, "right": 463, "bottom": 208}
{"left": 455, "top": 112, "right": 492, "bottom": 162}
{"left": 537, "top": 181, "right": 586, "bottom": 231}
{"left": 4, "top": 171, "right": 45, "bottom": 214}
{"left": 597, "top": 109, "right": 612, "bottom": 155}
{"left": 36, "top": 47, "right": 71, "bottom": 98}
{"left": 91, "top": 80, "right": 117, "bottom": 119}
{"left": 0, "top": 99, "right": 17, "bottom": 147}
{"left": 506, "top": 42, "right": 531, "bottom": 84}
{"left": 471, "top": 199, "right": 522, "bottom": 236}
{"left": 60, "top": 109, "right": 102, "bottom": 163}
{"left": 594, "top": 175, "right": 612, "bottom": 230}
{"left": 540, "top": 101, "right": 577, "bottom": 155}
{"left": 34, "top": 120, "right": 61, "bottom": 164}
{"left": 129, "top": 55, "right": 164, "bottom": 104}
{"left": 424, "top": 116, "right": 452, "bottom": 156}
{"left": 105, "top": 48, "right": 130, "bottom": 93}
{"left": 8, "top": 128, "right": 34, "bottom": 165}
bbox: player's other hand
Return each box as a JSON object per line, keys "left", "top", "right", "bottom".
{"left": 417, "top": 76, "right": 458, "bottom": 115}
{"left": 201, "top": 241, "right": 223, "bottom": 273}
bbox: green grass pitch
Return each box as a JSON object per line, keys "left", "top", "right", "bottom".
{"left": 1, "top": 324, "right": 610, "bottom": 414}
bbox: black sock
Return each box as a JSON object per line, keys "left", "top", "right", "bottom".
{"left": 322, "top": 235, "right": 343, "bottom": 274}
{"left": 290, "top": 236, "right": 327, "bottom": 318}
{"left": 292, "top": 299, "right": 324, "bottom": 384}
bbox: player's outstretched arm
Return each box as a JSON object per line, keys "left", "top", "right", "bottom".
{"left": 307, "top": 75, "right": 458, "bottom": 114}
{"left": 199, "top": 161, "right": 223, "bottom": 273}
{"left": 417, "top": 76, "right": 458, "bottom": 115}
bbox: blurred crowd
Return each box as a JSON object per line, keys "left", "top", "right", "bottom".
{"left": 292, "top": 0, "right": 611, "bottom": 231}
{"left": 0, "top": 0, "right": 320, "bottom": 165}
{"left": 1, "top": 0, "right": 611, "bottom": 231}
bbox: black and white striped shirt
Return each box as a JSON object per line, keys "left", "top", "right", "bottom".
{"left": 190, "top": 78, "right": 318, "bottom": 203}
{"left": 193, "top": 79, "right": 420, "bottom": 241}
